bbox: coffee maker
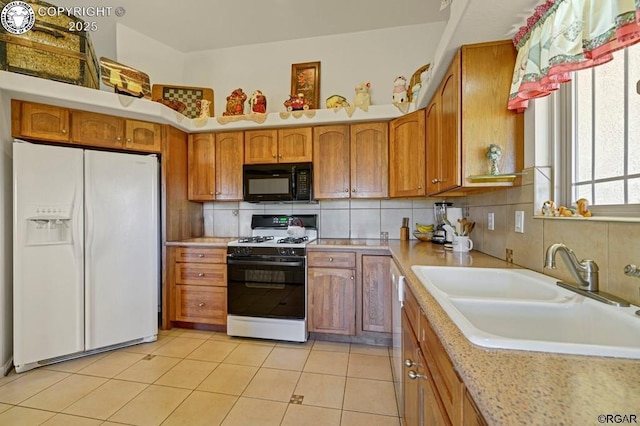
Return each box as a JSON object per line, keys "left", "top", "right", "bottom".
{"left": 432, "top": 201, "right": 452, "bottom": 244}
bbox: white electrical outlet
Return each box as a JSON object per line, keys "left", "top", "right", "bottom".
{"left": 488, "top": 212, "right": 495, "bottom": 231}
{"left": 515, "top": 210, "right": 525, "bottom": 233}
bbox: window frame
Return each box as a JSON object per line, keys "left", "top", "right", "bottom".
{"left": 555, "top": 48, "right": 640, "bottom": 218}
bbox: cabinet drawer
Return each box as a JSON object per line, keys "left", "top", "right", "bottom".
{"left": 176, "top": 247, "right": 226, "bottom": 264}
{"left": 308, "top": 251, "right": 356, "bottom": 268}
{"left": 175, "top": 285, "right": 226, "bottom": 325}
{"left": 420, "top": 311, "right": 464, "bottom": 425}
{"left": 175, "top": 263, "right": 226, "bottom": 286}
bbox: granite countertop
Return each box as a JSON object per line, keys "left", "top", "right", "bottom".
{"left": 165, "top": 236, "right": 640, "bottom": 423}
{"left": 386, "top": 240, "right": 640, "bottom": 425}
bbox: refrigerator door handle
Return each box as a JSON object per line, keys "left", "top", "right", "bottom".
{"left": 398, "top": 275, "right": 405, "bottom": 307}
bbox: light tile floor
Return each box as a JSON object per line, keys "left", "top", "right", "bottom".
{"left": 0, "top": 329, "right": 400, "bottom": 425}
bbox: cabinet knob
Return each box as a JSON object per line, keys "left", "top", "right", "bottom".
{"left": 198, "top": 254, "right": 205, "bottom": 258}
{"left": 61, "top": 129, "right": 67, "bottom": 134}
{"left": 352, "top": 188, "right": 357, "bottom": 192}
{"left": 329, "top": 258, "right": 333, "bottom": 262}
{"left": 345, "top": 189, "right": 349, "bottom": 192}
{"left": 350, "top": 276, "right": 354, "bottom": 280}
{"left": 272, "top": 154, "right": 276, "bottom": 158}
{"left": 198, "top": 273, "right": 205, "bottom": 277}
{"left": 418, "top": 185, "right": 422, "bottom": 189}
{"left": 404, "top": 359, "right": 416, "bottom": 367}
{"left": 127, "top": 138, "right": 132, "bottom": 143}
{"left": 216, "top": 191, "right": 221, "bottom": 195}
{"left": 198, "top": 302, "right": 205, "bottom": 307}
{"left": 408, "top": 370, "right": 427, "bottom": 380}
{"left": 278, "top": 154, "right": 283, "bottom": 158}
{"left": 116, "top": 136, "right": 122, "bottom": 141}
{"left": 431, "top": 178, "right": 440, "bottom": 184}
{"left": 209, "top": 192, "right": 214, "bottom": 195}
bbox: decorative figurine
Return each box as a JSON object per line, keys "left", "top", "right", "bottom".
{"left": 284, "top": 93, "right": 309, "bottom": 111}
{"left": 392, "top": 76, "right": 408, "bottom": 104}
{"left": 354, "top": 81, "right": 371, "bottom": 112}
{"left": 487, "top": 143, "right": 503, "bottom": 175}
{"left": 196, "top": 99, "right": 211, "bottom": 118}
{"left": 223, "top": 88, "right": 247, "bottom": 116}
{"left": 541, "top": 200, "right": 556, "bottom": 216}
{"left": 326, "top": 94, "right": 350, "bottom": 110}
{"left": 249, "top": 90, "right": 267, "bottom": 114}
{"left": 576, "top": 198, "right": 592, "bottom": 217}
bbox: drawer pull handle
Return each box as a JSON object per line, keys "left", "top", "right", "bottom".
{"left": 408, "top": 370, "right": 427, "bottom": 380}
{"left": 198, "top": 254, "right": 205, "bottom": 258}
{"left": 404, "top": 359, "right": 416, "bottom": 367}
{"left": 198, "top": 273, "right": 204, "bottom": 277}
{"left": 198, "top": 302, "right": 205, "bottom": 307}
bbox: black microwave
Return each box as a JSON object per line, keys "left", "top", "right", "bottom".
{"left": 243, "top": 162, "right": 313, "bottom": 203}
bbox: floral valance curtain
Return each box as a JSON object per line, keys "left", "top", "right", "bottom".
{"left": 508, "top": 0, "right": 640, "bottom": 112}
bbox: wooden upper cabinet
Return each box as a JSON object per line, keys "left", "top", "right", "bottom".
{"left": 13, "top": 100, "right": 70, "bottom": 142}
{"left": 244, "top": 129, "right": 278, "bottom": 163}
{"left": 439, "top": 55, "right": 461, "bottom": 193}
{"left": 244, "top": 127, "right": 312, "bottom": 164}
{"left": 350, "top": 123, "right": 389, "bottom": 198}
{"left": 389, "top": 109, "right": 426, "bottom": 197}
{"left": 188, "top": 133, "right": 216, "bottom": 201}
{"left": 278, "top": 127, "right": 312, "bottom": 163}
{"left": 125, "top": 119, "right": 162, "bottom": 152}
{"left": 426, "top": 40, "right": 523, "bottom": 195}
{"left": 71, "top": 111, "right": 125, "bottom": 148}
{"left": 313, "top": 125, "right": 350, "bottom": 199}
{"left": 215, "top": 131, "right": 244, "bottom": 200}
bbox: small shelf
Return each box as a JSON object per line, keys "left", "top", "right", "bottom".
{"left": 467, "top": 173, "right": 523, "bottom": 183}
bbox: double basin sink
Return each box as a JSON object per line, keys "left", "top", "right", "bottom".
{"left": 411, "top": 266, "right": 640, "bottom": 359}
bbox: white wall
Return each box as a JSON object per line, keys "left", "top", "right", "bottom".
{"left": 113, "top": 22, "right": 446, "bottom": 116}
{"left": 115, "top": 23, "right": 187, "bottom": 88}
{"left": 180, "top": 23, "right": 446, "bottom": 115}
{"left": 0, "top": 93, "right": 13, "bottom": 374}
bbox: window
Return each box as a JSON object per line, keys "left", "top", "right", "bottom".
{"left": 559, "top": 43, "right": 640, "bottom": 215}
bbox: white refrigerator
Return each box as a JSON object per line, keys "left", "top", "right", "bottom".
{"left": 13, "top": 141, "right": 159, "bottom": 373}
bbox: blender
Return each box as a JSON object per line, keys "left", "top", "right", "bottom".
{"left": 432, "top": 201, "right": 452, "bottom": 244}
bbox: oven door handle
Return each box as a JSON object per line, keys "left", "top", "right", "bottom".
{"left": 227, "top": 258, "right": 304, "bottom": 267}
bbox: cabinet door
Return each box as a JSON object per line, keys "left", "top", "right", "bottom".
{"left": 402, "top": 313, "right": 421, "bottom": 426}
{"left": 313, "top": 125, "right": 351, "bottom": 199}
{"left": 463, "top": 390, "right": 487, "bottom": 426}
{"left": 278, "top": 127, "right": 312, "bottom": 163}
{"left": 350, "top": 123, "right": 389, "bottom": 198}
{"left": 244, "top": 129, "right": 278, "bottom": 163}
{"left": 420, "top": 349, "right": 452, "bottom": 426}
{"left": 439, "top": 54, "right": 461, "bottom": 192}
{"left": 308, "top": 267, "right": 356, "bottom": 335}
{"left": 425, "top": 98, "right": 441, "bottom": 195}
{"left": 362, "top": 255, "right": 391, "bottom": 333}
{"left": 389, "top": 110, "right": 426, "bottom": 197}
{"left": 125, "top": 119, "right": 162, "bottom": 152}
{"left": 71, "top": 111, "right": 124, "bottom": 148}
{"left": 216, "top": 131, "right": 244, "bottom": 200}
{"left": 14, "top": 101, "right": 70, "bottom": 142}
{"left": 188, "top": 133, "right": 216, "bottom": 201}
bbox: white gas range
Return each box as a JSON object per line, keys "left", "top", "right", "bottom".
{"left": 226, "top": 214, "right": 318, "bottom": 342}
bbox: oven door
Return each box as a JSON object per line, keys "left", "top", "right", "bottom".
{"left": 227, "top": 257, "right": 306, "bottom": 319}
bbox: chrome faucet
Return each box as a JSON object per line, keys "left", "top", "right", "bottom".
{"left": 544, "top": 243, "right": 599, "bottom": 291}
{"left": 544, "top": 243, "right": 630, "bottom": 307}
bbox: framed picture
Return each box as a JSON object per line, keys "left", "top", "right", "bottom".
{"left": 290, "top": 61, "right": 321, "bottom": 109}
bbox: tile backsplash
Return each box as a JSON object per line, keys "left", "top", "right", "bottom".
{"left": 203, "top": 199, "right": 459, "bottom": 239}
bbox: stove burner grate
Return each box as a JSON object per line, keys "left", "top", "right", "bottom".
{"left": 277, "top": 236, "right": 309, "bottom": 244}
{"left": 237, "top": 235, "right": 274, "bottom": 244}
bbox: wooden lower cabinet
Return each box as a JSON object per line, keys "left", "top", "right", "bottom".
{"left": 402, "top": 285, "right": 485, "bottom": 425}
{"left": 172, "top": 246, "right": 227, "bottom": 326}
{"left": 307, "top": 251, "right": 392, "bottom": 339}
